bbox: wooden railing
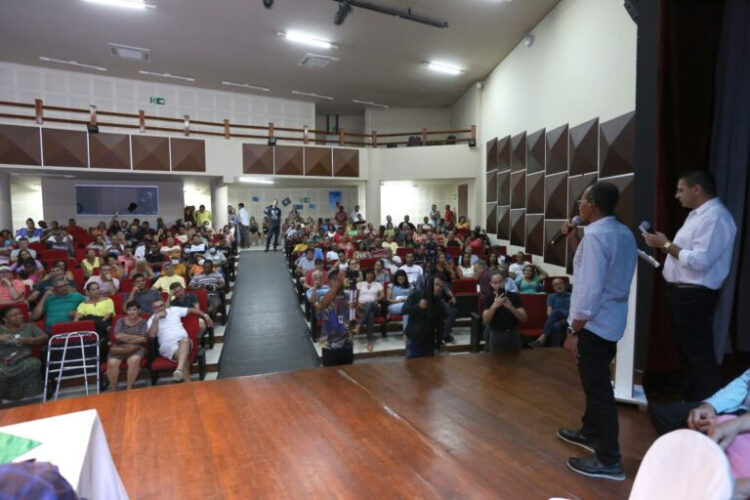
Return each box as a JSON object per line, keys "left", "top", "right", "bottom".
{"left": 0, "top": 99, "right": 476, "bottom": 148}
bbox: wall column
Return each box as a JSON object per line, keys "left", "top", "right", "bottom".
{"left": 366, "top": 149, "right": 382, "bottom": 225}
{"left": 0, "top": 173, "right": 12, "bottom": 231}
{"left": 211, "top": 182, "right": 228, "bottom": 229}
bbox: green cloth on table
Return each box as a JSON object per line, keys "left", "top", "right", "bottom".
{"left": 0, "top": 432, "right": 41, "bottom": 464}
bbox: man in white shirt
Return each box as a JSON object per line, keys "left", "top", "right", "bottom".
{"left": 508, "top": 252, "right": 530, "bottom": 279}
{"left": 147, "top": 298, "right": 212, "bottom": 382}
{"left": 238, "top": 203, "right": 250, "bottom": 249}
{"left": 349, "top": 205, "right": 361, "bottom": 224}
{"left": 643, "top": 170, "right": 737, "bottom": 401}
{"left": 399, "top": 253, "right": 423, "bottom": 286}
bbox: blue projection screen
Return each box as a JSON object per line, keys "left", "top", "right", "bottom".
{"left": 75, "top": 185, "right": 159, "bottom": 216}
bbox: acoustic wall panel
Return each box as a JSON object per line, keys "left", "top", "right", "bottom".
{"left": 486, "top": 137, "right": 498, "bottom": 171}
{"left": 526, "top": 214, "right": 544, "bottom": 256}
{"left": 333, "top": 148, "right": 359, "bottom": 177}
{"left": 497, "top": 206, "right": 510, "bottom": 240}
{"left": 544, "top": 220, "right": 567, "bottom": 267}
{"left": 510, "top": 209, "right": 525, "bottom": 247}
{"left": 486, "top": 204, "right": 497, "bottom": 234}
{"left": 170, "top": 138, "right": 206, "bottom": 172}
{"left": 89, "top": 133, "right": 130, "bottom": 170}
{"left": 486, "top": 171, "right": 498, "bottom": 203}
{"left": 497, "top": 135, "right": 511, "bottom": 171}
{"left": 510, "top": 132, "right": 526, "bottom": 172}
{"left": 510, "top": 171, "right": 526, "bottom": 209}
{"left": 545, "top": 172, "right": 568, "bottom": 219}
{"left": 274, "top": 146, "right": 303, "bottom": 176}
{"left": 546, "top": 124, "right": 568, "bottom": 175}
{"left": 526, "top": 172, "right": 544, "bottom": 214}
{"left": 42, "top": 128, "right": 87, "bottom": 168}
{"left": 569, "top": 118, "right": 599, "bottom": 176}
{"left": 304, "top": 147, "right": 332, "bottom": 176}
{"left": 599, "top": 111, "right": 635, "bottom": 178}
{"left": 0, "top": 124, "right": 41, "bottom": 166}
{"left": 568, "top": 172, "right": 598, "bottom": 219}
{"left": 527, "top": 128, "right": 545, "bottom": 174}
{"left": 243, "top": 144, "right": 273, "bottom": 174}
{"left": 608, "top": 174, "right": 635, "bottom": 228}
{"left": 132, "top": 135, "right": 170, "bottom": 171}
{"left": 497, "top": 170, "right": 511, "bottom": 206}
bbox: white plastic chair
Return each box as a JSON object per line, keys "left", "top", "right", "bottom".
{"left": 629, "top": 429, "right": 733, "bottom": 500}
{"left": 43, "top": 331, "right": 100, "bottom": 402}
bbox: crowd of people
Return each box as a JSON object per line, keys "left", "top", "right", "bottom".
{"left": 0, "top": 208, "right": 234, "bottom": 404}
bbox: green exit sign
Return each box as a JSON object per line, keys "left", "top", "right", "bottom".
{"left": 149, "top": 97, "right": 166, "bottom": 105}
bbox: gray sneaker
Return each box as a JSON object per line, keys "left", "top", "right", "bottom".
{"left": 567, "top": 456, "right": 625, "bottom": 481}
{"left": 557, "top": 428, "right": 595, "bottom": 453}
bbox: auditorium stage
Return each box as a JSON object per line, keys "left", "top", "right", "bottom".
{"left": 0, "top": 350, "right": 656, "bottom": 499}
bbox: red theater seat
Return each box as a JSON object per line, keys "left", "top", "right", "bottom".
{"left": 518, "top": 293, "right": 548, "bottom": 339}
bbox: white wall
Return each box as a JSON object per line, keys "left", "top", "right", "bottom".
{"left": 10, "top": 175, "right": 44, "bottom": 231}
{"left": 182, "top": 178, "right": 212, "bottom": 210}
{"left": 227, "top": 186, "right": 359, "bottom": 222}
{"left": 380, "top": 181, "right": 457, "bottom": 227}
{"left": 450, "top": 84, "right": 481, "bottom": 131}
{"left": 364, "top": 108, "right": 451, "bottom": 136}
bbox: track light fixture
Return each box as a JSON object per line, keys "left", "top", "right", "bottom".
{"left": 334, "top": 1, "right": 352, "bottom": 25}
{"left": 329, "top": 0, "right": 447, "bottom": 29}
{"left": 262, "top": 0, "right": 274, "bottom": 8}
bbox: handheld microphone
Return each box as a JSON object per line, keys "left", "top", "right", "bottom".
{"left": 638, "top": 220, "right": 656, "bottom": 234}
{"left": 548, "top": 216, "right": 582, "bottom": 246}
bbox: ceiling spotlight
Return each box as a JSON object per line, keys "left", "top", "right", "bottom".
{"left": 268, "top": 137, "right": 277, "bottom": 146}
{"left": 334, "top": 1, "right": 353, "bottom": 26}
{"left": 262, "top": 0, "right": 274, "bottom": 7}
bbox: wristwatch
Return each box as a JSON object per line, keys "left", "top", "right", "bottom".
{"left": 566, "top": 326, "right": 578, "bottom": 337}
{"left": 13, "top": 333, "right": 21, "bottom": 344}
{"left": 662, "top": 241, "right": 672, "bottom": 252}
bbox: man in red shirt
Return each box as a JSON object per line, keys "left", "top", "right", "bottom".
{"left": 444, "top": 205, "right": 455, "bottom": 229}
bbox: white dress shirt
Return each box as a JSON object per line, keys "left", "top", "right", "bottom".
{"left": 238, "top": 207, "right": 250, "bottom": 226}
{"left": 662, "top": 198, "right": 737, "bottom": 290}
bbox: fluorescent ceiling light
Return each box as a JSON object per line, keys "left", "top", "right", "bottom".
{"left": 239, "top": 177, "right": 274, "bottom": 184}
{"left": 83, "top": 0, "right": 154, "bottom": 10}
{"left": 39, "top": 56, "right": 106, "bottom": 72}
{"left": 291, "top": 90, "right": 334, "bottom": 101}
{"left": 425, "top": 62, "right": 464, "bottom": 75}
{"left": 279, "top": 31, "right": 336, "bottom": 50}
{"left": 108, "top": 42, "right": 150, "bottom": 61}
{"left": 139, "top": 70, "right": 195, "bottom": 82}
{"left": 352, "top": 99, "right": 389, "bottom": 109}
{"left": 221, "top": 81, "right": 270, "bottom": 92}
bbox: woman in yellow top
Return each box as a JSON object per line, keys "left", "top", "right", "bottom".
{"left": 75, "top": 282, "right": 115, "bottom": 352}
{"left": 81, "top": 249, "right": 101, "bottom": 278}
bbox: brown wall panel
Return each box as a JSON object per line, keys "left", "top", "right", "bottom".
{"left": 0, "top": 124, "right": 41, "bottom": 166}
{"left": 600, "top": 111, "right": 635, "bottom": 178}
{"left": 545, "top": 172, "right": 568, "bottom": 219}
{"left": 170, "top": 138, "right": 206, "bottom": 172}
{"left": 132, "top": 135, "right": 169, "bottom": 171}
{"left": 510, "top": 171, "right": 525, "bottom": 209}
{"left": 527, "top": 128, "right": 545, "bottom": 174}
{"left": 497, "top": 170, "right": 510, "bottom": 206}
{"left": 567, "top": 172, "right": 598, "bottom": 219}
{"left": 497, "top": 135, "right": 511, "bottom": 171}
{"left": 486, "top": 138, "right": 498, "bottom": 171}
{"left": 510, "top": 209, "right": 525, "bottom": 247}
{"left": 243, "top": 144, "right": 274, "bottom": 174}
{"left": 42, "top": 128, "right": 86, "bottom": 168}
{"left": 89, "top": 133, "right": 130, "bottom": 170}
{"left": 510, "top": 132, "right": 526, "bottom": 172}
{"left": 546, "top": 124, "right": 568, "bottom": 175}
{"left": 486, "top": 204, "right": 497, "bottom": 234}
{"left": 608, "top": 174, "right": 635, "bottom": 229}
{"left": 497, "top": 206, "right": 510, "bottom": 240}
{"left": 526, "top": 214, "right": 544, "bottom": 256}
{"left": 526, "top": 172, "right": 544, "bottom": 214}
{"left": 305, "top": 147, "right": 332, "bottom": 176}
{"left": 569, "top": 118, "right": 598, "bottom": 176}
{"left": 544, "top": 220, "right": 567, "bottom": 267}
{"left": 486, "top": 171, "right": 498, "bottom": 203}
{"left": 333, "top": 148, "right": 359, "bottom": 177}
{"left": 275, "top": 146, "right": 303, "bottom": 175}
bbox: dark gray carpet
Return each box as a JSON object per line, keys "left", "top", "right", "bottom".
{"left": 218, "top": 250, "right": 319, "bottom": 378}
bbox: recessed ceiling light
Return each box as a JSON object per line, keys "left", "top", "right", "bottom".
{"left": 108, "top": 42, "right": 150, "bottom": 61}
{"left": 39, "top": 56, "right": 106, "bottom": 72}
{"left": 83, "top": 0, "right": 154, "bottom": 10}
{"left": 221, "top": 81, "right": 270, "bottom": 92}
{"left": 352, "top": 99, "right": 389, "bottom": 109}
{"left": 425, "top": 62, "right": 464, "bottom": 75}
{"left": 239, "top": 177, "right": 274, "bottom": 184}
{"left": 291, "top": 90, "right": 334, "bottom": 101}
{"left": 139, "top": 70, "right": 194, "bottom": 82}
{"left": 279, "top": 31, "right": 336, "bottom": 50}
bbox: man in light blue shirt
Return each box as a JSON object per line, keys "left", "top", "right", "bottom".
{"left": 556, "top": 181, "right": 637, "bottom": 481}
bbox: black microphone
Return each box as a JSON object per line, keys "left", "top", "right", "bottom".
{"left": 638, "top": 220, "right": 656, "bottom": 234}
{"left": 548, "top": 216, "right": 582, "bottom": 246}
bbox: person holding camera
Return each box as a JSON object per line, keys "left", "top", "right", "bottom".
{"left": 481, "top": 270, "right": 527, "bottom": 352}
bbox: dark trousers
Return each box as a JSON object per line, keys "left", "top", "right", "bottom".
{"left": 359, "top": 302, "right": 378, "bottom": 341}
{"left": 265, "top": 225, "right": 280, "bottom": 250}
{"left": 239, "top": 224, "right": 250, "bottom": 248}
{"left": 322, "top": 345, "right": 353, "bottom": 367}
{"left": 666, "top": 285, "right": 721, "bottom": 401}
{"left": 577, "top": 329, "right": 620, "bottom": 465}
{"left": 543, "top": 310, "right": 568, "bottom": 347}
{"left": 405, "top": 338, "right": 434, "bottom": 359}
{"left": 440, "top": 298, "right": 457, "bottom": 341}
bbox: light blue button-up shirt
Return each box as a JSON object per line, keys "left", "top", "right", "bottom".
{"left": 568, "top": 216, "right": 637, "bottom": 342}
{"left": 705, "top": 369, "right": 750, "bottom": 413}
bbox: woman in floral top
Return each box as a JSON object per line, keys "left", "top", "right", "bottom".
{"left": 311, "top": 269, "right": 353, "bottom": 367}
{"left": 0, "top": 306, "right": 49, "bottom": 401}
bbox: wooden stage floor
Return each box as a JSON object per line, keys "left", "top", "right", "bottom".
{"left": 0, "top": 349, "right": 656, "bottom": 499}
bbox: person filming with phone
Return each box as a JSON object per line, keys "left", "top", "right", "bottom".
{"left": 481, "top": 270, "right": 527, "bottom": 352}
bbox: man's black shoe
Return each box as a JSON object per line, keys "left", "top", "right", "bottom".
{"left": 445, "top": 335, "right": 456, "bottom": 344}
{"left": 567, "top": 456, "right": 625, "bottom": 481}
{"left": 264, "top": 249, "right": 269, "bottom": 252}
{"left": 557, "top": 428, "right": 596, "bottom": 453}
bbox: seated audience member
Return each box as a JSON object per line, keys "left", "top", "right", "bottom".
{"left": 382, "top": 234, "right": 398, "bottom": 255}
{"left": 508, "top": 252, "right": 530, "bottom": 279}
{"left": 434, "top": 253, "right": 456, "bottom": 282}
{"left": 117, "top": 246, "right": 137, "bottom": 276}
{"left": 203, "top": 247, "right": 227, "bottom": 275}
{"left": 105, "top": 255, "right": 122, "bottom": 279}
{"left": 310, "top": 269, "right": 354, "bottom": 367}
{"left": 296, "top": 248, "right": 317, "bottom": 277}
{"left": 84, "top": 264, "right": 120, "bottom": 297}
{"left": 445, "top": 231, "right": 462, "bottom": 247}
{"left": 123, "top": 274, "right": 161, "bottom": 314}
{"left": 0, "top": 266, "right": 26, "bottom": 304}
{"left": 87, "top": 235, "right": 108, "bottom": 253}
{"left": 27, "top": 265, "right": 76, "bottom": 303}
{"left": 160, "top": 237, "right": 182, "bottom": 263}
{"left": 497, "top": 265, "right": 518, "bottom": 293}
{"left": 529, "top": 278, "right": 571, "bottom": 348}
{"left": 75, "top": 282, "right": 115, "bottom": 342}
{"left": 168, "top": 283, "right": 198, "bottom": 309}
{"left": 302, "top": 259, "right": 326, "bottom": 291}
{"left": 704, "top": 412, "right": 750, "bottom": 498}
{"left": 380, "top": 250, "right": 401, "bottom": 276}
{"left": 0, "top": 306, "right": 49, "bottom": 401}
{"left": 106, "top": 301, "right": 149, "bottom": 391}
{"left": 133, "top": 259, "right": 155, "bottom": 280}
{"left": 53, "top": 259, "right": 76, "bottom": 283}
{"left": 15, "top": 219, "right": 43, "bottom": 242}
{"left": 9, "top": 238, "right": 37, "bottom": 263}
{"left": 147, "top": 297, "right": 212, "bottom": 382}
{"left": 355, "top": 269, "right": 385, "bottom": 352}
{"left": 144, "top": 241, "right": 165, "bottom": 272}
{"left": 372, "top": 259, "right": 390, "bottom": 284}
{"left": 387, "top": 270, "right": 413, "bottom": 328}
{"left": 334, "top": 249, "right": 350, "bottom": 271}
{"left": 456, "top": 251, "right": 475, "bottom": 279}
{"left": 402, "top": 274, "right": 445, "bottom": 359}
{"left": 0, "top": 231, "right": 13, "bottom": 265}
{"left": 399, "top": 253, "right": 423, "bottom": 286}
{"left": 152, "top": 262, "right": 186, "bottom": 293}
{"left": 81, "top": 249, "right": 101, "bottom": 278}
{"left": 515, "top": 264, "right": 546, "bottom": 293}
{"left": 305, "top": 270, "right": 330, "bottom": 303}
{"left": 184, "top": 234, "right": 207, "bottom": 257}
{"left": 481, "top": 271, "right": 527, "bottom": 352}
{"left": 466, "top": 231, "right": 485, "bottom": 252}
{"left": 45, "top": 232, "right": 75, "bottom": 256}
{"left": 33, "top": 278, "right": 86, "bottom": 331}
{"left": 188, "top": 261, "right": 225, "bottom": 316}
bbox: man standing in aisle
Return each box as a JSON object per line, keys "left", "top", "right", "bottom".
{"left": 238, "top": 203, "right": 250, "bottom": 249}
{"left": 195, "top": 204, "right": 212, "bottom": 229}
{"left": 264, "top": 199, "right": 282, "bottom": 252}
{"left": 642, "top": 170, "right": 737, "bottom": 401}
{"left": 557, "top": 182, "right": 637, "bottom": 481}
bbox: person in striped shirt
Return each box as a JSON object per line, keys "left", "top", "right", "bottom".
{"left": 188, "top": 260, "right": 224, "bottom": 315}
